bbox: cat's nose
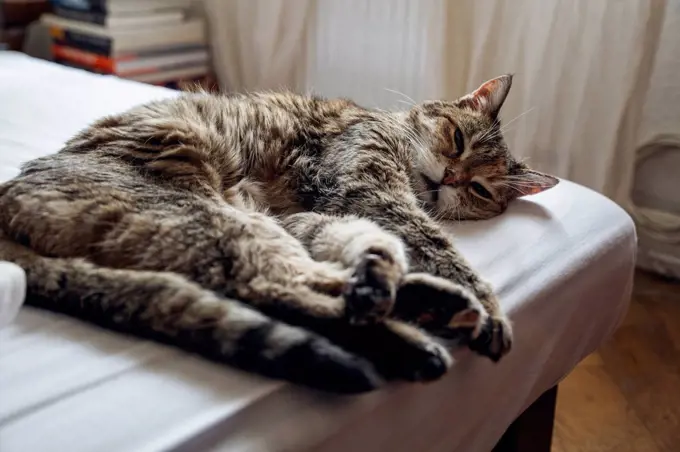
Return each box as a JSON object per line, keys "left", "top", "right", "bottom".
{"left": 442, "top": 169, "right": 470, "bottom": 187}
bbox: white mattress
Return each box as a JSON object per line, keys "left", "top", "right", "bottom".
{"left": 0, "top": 52, "right": 636, "bottom": 452}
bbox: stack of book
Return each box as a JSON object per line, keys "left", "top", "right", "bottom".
{"left": 41, "top": 0, "right": 211, "bottom": 88}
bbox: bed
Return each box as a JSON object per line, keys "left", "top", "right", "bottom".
{"left": 0, "top": 52, "right": 636, "bottom": 452}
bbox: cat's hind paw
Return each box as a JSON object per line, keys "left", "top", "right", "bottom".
{"left": 343, "top": 249, "right": 403, "bottom": 325}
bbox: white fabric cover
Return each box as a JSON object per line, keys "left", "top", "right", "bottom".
{"left": 0, "top": 53, "right": 636, "bottom": 452}
{"left": 0, "top": 262, "right": 25, "bottom": 328}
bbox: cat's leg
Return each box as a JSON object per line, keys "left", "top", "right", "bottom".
{"left": 0, "top": 174, "right": 454, "bottom": 383}
{"left": 281, "top": 212, "right": 488, "bottom": 342}
{"left": 88, "top": 205, "right": 454, "bottom": 383}
{"left": 281, "top": 212, "right": 407, "bottom": 324}
{"left": 0, "top": 234, "right": 382, "bottom": 393}
{"left": 393, "top": 212, "right": 512, "bottom": 362}
{"left": 317, "top": 191, "right": 512, "bottom": 362}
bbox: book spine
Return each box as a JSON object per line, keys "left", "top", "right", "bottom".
{"left": 48, "top": 25, "right": 112, "bottom": 55}
{"left": 51, "top": 43, "right": 115, "bottom": 72}
{"left": 119, "top": 61, "right": 208, "bottom": 77}
{"left": 51, "top": 0, "right": 107, "bottom": 14}
{"left": 117, "top": 44, "right": 207, "bottom": 60}
{"left": 53, "top": 57, "right": 107, "bottom": 74}
{"left": 52, "top": 6, "right": 107, "bottom": 26}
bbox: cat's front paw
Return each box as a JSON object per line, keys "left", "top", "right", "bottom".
{"left": 468, "top": 315, "right": 513, "bottom": 362}
{"left": 343, "top": 249, "right": 404, "bottom": 324}
{"left": 392, "top": 273, "right": 486, "bottom": 343}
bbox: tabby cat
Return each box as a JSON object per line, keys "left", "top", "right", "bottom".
{"left": 0, "top": 74, "right": 558, "bottom": 393}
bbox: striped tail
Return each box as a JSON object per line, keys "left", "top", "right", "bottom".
{"left": 0, "top": 234, "right": 383, "bottom": 393}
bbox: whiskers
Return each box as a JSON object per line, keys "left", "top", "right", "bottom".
{"left": 500, "top": 107, "right": 536, "bottom": 134}
{"left": 494, "top": 181, "right": 525, "bottom": 195}
{"left": 495, "top": 174, "right": 539, "bottom": 195}
{"left": 435, "top": 190, "right": 466, "bottom": 224}
{"left": 476, "top": 119, "right": 502, "bottom": 145}
{"left": 375, "top": 107, "right": 429, "bottom": 158}
{"left": 476, "top": 107, "right": 536, "bottom": 146}
{"left": 416, "top": 188, "right": 440, "bottom": 198}
{"left": 423, "top": 203, "right": 448, "bottom": 223}
{"left": 383, "top": 88, "right": 417, "bottom": 108}
{"left": 439, "top": 198, "right": 466, "bottom": 224}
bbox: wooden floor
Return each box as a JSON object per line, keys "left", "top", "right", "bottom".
{"left": 552, "top": 271, "right": 680, "bottom": 452}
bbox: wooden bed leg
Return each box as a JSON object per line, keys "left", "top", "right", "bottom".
{"left": 492, "top": 385, "right": 558, "bottom": 452}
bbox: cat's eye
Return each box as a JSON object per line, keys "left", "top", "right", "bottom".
{"left": 470, "top": 181, "right": 493, "bottom": 200}
{"left": 454, "top": 129, "right": 464, "bottom": 155}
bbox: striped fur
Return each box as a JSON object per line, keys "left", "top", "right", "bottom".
{"left": 0, "top": 75, "right": 558, "bottom": 391}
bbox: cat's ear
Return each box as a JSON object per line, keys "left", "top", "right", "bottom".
{"left": 456, "top": 74, "right": 513, "bottom": 119}
{"left": 512, "top": 169, "right": 559, "bottom": 197}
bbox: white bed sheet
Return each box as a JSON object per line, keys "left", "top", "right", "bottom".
{"left": 0, "top": 52, "right": 636, "bottom": 452}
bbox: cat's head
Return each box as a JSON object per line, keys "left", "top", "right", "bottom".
{"left": 407, "top": 74, "right": 558, "bottom": 220}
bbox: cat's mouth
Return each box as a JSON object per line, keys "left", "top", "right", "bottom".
{"left": 421, "top": 173, "right": 441, "bottom": 204}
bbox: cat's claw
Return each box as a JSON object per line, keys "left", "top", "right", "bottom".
{"left": 343, "top": 250, "right": 403, "bottom": 325}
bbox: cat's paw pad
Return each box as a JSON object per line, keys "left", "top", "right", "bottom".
{"left": 393, "top": 273, "right": 486, "bottom": 342}
{"left": 468, "top": 315, "right": 513, "bottom": 362}
{"left": 344, "top": 250, "right": 402, "bottom": 324}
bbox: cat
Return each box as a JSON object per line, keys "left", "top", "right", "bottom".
{"left": 0, "top": 74, "right": 558, "bottom": 393}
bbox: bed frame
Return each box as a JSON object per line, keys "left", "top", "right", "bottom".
{"left": 492, "top": 386, "right": 558, "bottom": 452}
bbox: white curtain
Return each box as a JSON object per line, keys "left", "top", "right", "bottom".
{"left": 203, "top": 0, "right": 315, "bottom": 92}
{"left": 202, "top": 0, "right": 667, "bottom": 207}
{"left": 628, "top": 2, "right": 680, "bottom": 276}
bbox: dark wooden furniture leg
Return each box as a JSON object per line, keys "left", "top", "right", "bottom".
{"left": 492, "top": 385, "right": 558, "bottom": 452}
